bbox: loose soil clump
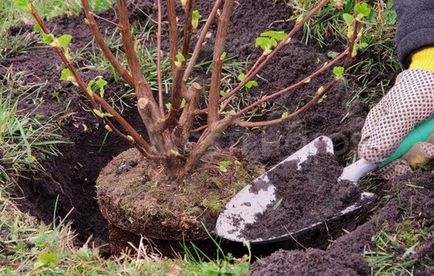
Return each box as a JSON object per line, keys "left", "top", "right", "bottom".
{"left": 249, "top": 168, "right": 434, "bottom": 275}
{"left": 241, "top": 150, "right": 362, "bottom": 240}
{"left": 97, "top": 147, "right": 264, "bottom": 241}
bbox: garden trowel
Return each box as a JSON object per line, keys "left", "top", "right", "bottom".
{"left": 216, "top": 116, "right": 434, "bottom": 244}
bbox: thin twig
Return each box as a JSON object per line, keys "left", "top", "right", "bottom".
{"left": 235, "top": 1, "right": 362, "bottom": 128}
{"left": 90, "top": 12, "right": 120, "bottom": 27}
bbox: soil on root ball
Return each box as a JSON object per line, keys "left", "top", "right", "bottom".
{"left": 240, "top": 147, "right": 363, "bottom": 240}
{"left": 249, "top": 168, "right": 434, "bottom": 276}
{"left": 97, "top": 147, "right": 265, "bottom": 241}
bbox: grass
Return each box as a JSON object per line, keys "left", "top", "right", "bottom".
{"left": 0, "top": 71, "right": 64, "bottom": 184}
{"left": 364, "top": 219, "right": 433, "bottom": 275}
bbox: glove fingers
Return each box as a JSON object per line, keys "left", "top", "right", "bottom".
{"left": 377, "top": 159, "right": 412, "bottom": 180}
{"left": 359, "top": 70, "right": 434, "bottom": 163}
{"left": 402, "top": 141, "right": 434, "bottom": 168}
{"left": 378, "top": 141, "right": 434, "bottom": 180}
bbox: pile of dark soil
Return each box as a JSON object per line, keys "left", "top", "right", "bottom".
{"left": 241, "top": 150, "right": 362, "bottom": 240}
{"left": 249, "top": 169, "right": 434, "bottom": 275}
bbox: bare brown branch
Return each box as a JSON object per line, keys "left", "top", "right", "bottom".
{"left": 207, "top": 0, "right": 235, "bottom": 127}
{"left": 167, "top": 0, "right": 178, "bottom": 73}
{"left": 179, "top": 82, "right": 202, "bottom": 142}
{"left": 156, "top": 0, "right": 164, "bottom": 113}
{"left": 182, "top": 0, "right": 195, "bottom": 56}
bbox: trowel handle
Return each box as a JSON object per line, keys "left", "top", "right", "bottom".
{"left": 378, "top": 116, "right": 434, "bottom": 168}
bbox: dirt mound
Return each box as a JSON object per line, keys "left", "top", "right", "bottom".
{"left": 249, "top": 169, "right": 434, "bottom": 275}
{"left": 241, "top": 149, "right": 362, "bottom": 240}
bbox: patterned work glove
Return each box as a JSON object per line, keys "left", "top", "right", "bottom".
{"left": 358, "top": 69, "right": 434, "bottom": 179}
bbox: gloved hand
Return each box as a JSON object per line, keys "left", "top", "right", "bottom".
{"left": 358, "top": 68, "right": 434, "bottom": 180}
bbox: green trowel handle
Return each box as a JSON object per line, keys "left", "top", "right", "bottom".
{"left": 378, "top": 116, "right": 434, "bottom": 169}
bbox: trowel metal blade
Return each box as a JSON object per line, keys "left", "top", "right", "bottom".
{"left": 215, "top": 136, "right": 334, "bottom": 243}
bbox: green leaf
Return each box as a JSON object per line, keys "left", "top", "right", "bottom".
{"left": 342, "top": 13, "right": 354, "bottom": 26}
{"left": 58, "top": 34, "right": 72, "bottom": 48}
{"left": 60, "top": 68, "right": 72, "bottom": 81}
{"left": 354, "top": 3, "right": 371, "bottom": 17}
{"left": 105, "top": 125, "right": 113, "bottom": 132}
{"left": 255, "top": 37, "right": 272, "bottom": 53}
{"left": 237, "top": 73, "right": 246, "bottom": 82}
{"left": 191, "top": 10, "right": 202, "bottom": 29}
{"left": 60, "top": 68, "right": 78, "bottom": 86}
{"left": 355, "top": 42, "right": 368, "bottom": 50}
{"left": 92, "top": 109, "right": 112, "bottom": 118}
{"left": 35, "top": 114, "right": 45, "bottom": 120}
{"left": 175, "top": 52, "right": 185, "bottom": 67}
{"left": 219, "top": 160, "right": 230, "bottom": 173}
{"left": 34, "top": 251, "right": 59, "bottom": 269}
{"left": 33, "top": 23, "right": 41, "bottom": 33}
{"left": 220, "top": 52, "right": 226, "bottom": 61}
{"left": 14, "top": 0, "right": 30, "bottom": 11}
{"left": 96, "top": 78, "right": 107, "bottom": 89}
{"left": 165, "top": 102, "right": 173, "bottom": 112}
{"left": 93, "top": 109, "right": 105, "bottom": 118}
{"left": 245, "top": 80, "right": 258, "bottom": 89}
{"left": 87, "top": 80, "right": 95, "bottom": 96}
{"left": 260, "top": 31, "right": 287, "bottom": 41}
{"left": 332, "top": 66, "right": 345, "bottom": 79}
{"left": 180, "top": 98, "right": 187, "bottom": 108}
{"left": 42, "top": 33, "right": 54, "bottom": 43}
{"left": 192, "top": 10, "right": 202, "bottom": 21}
{"left": 281, "top": 112, "right": 289, "bottom": 119}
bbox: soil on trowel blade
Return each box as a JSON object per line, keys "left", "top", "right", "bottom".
{"left": 249, "top": 169, "right": 434, "bottom": 276}
{"left": 241, "top": 146, "right": 362, "bottom": 240}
